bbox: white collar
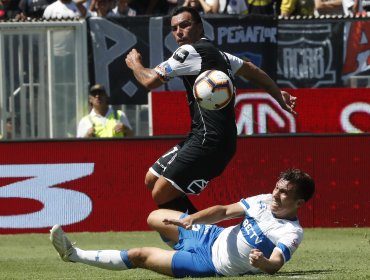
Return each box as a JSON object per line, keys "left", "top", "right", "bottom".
{"left": 90, "top": 106, "right": 113, "bottom": 118}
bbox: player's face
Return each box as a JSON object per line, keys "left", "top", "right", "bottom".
{"left": 171, "top": 12, "right": 203, "bottom": 46}
{"left": 270, "top": 179, "right": 303, "bottom": 219}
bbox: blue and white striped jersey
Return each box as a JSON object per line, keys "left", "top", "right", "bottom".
{"left": 212, "top": 194, "right": 303, "bottom": 276}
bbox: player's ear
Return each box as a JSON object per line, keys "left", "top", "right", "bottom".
{"left": 296, "top": 199, "right": 305, "bottom": 209}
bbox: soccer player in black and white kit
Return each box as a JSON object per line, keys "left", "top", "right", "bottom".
{"left": 125, "top": 6, "right": 297, "bottom": 214}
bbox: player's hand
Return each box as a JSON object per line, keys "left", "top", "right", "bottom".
{"left": 249, "top": 249, "right": 266, "bottom": 268}
{"left": 125, "top": 48, "right": 143, "bottom": 70}
{"left": 281, "top": 91, "right": 297, "bottom": 115}
{"left": 162, "top": 217, "right": 193, "bottom": 230}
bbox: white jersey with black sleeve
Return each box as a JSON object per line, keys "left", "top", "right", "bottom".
{"left": 211, "top": 194, "right": 303, "bottom": 276}
{"left": 154, "top": 38, "right": 243, "bottom": 159}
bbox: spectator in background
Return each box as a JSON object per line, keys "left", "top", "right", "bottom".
{"left": 246, "top": 0, "right": 275, "bottom": 15}
{"left": 88, "top": 0, "right": 115, "bottom": 16}
{"left": 218, "top": 0, "right": 248, "bottom": 14}
{"left": 280, "top": 0, "right": 315, "bottom": 16}
{"left": 167, "top": 0, "right": 180, "bottom": 13}
{"left": 112, "top": 0, "right": 137, "bottom": 16}
{"left": 18, "top": 0, "right": 55, "bottom": 19}
{"left": 128, "top": 0, "right": 168, "bottom": 15}
{"left": 43, "top": 0, "right": 87, "bottom": 18}
{"left": 0, "top": 0, "right": 21, "bottom": 19}
{"left": 315, "top": 0, "right": 343, "bottom": 15}
{"left": 361, "top": 0, "right": 370, "bottom": 14}
{"left": 77, "top": 84, "right": 134, "bottom": 138}
{"left": 5, "top": 118, "right": 13, "bottom": 139}
{"left": 0, "top": 1, "right": 5, "bottom": 19}
{"left": 342, "top": 0, "right": 369, "bottom": 15}
{"left": 0, "top": 117, "right": 14, "bottom": 140}
{"left": 183, "top": 0, "right": 219, "bottom": 13}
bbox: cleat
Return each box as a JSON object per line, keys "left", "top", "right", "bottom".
{"left": 50, "top": 224, "right": 75, "bottom": 262}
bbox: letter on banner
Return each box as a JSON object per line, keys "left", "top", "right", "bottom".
{"left": 0, "top": 163, "right": 94, "bottom": 228}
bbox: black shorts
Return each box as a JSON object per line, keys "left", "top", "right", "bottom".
{"left": 149, "top": 137, "right": 233, "bottom": 195}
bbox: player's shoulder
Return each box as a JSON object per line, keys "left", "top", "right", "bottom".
{"left": 192, "top": 38, "right": 219, "bottom": 51}
{"left": 250, "top": 193, "right": 272, "bottom": 202}
{"left": 171, "top": 44, "right": 197, "bottom": 63}
{"left": 279, "top": 216, "right": 303, "bottom": 235}
{"left": 239, "top": 193, "right": 271, "bottom": 209}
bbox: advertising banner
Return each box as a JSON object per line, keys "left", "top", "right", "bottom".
{"left": 151, "top": 88, "right": 370, "bottom": 135}
{"left": 88, "top": 16, "right": 370, "bottom": 105}
{"left": 277, "top": 19, "right": 345, "bottom": 88}
{"left": 0, "top": 135, "right": 369, "bottom": 233}
{"left": 342, "top": 20, "right": 370, "bottom": 84}
{"left": 88, "top": 15, "right": 277, "bottom": 104}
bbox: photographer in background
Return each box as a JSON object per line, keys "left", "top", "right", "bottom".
{"left": 77, "top": 84, "right": 134, "bottom": 138}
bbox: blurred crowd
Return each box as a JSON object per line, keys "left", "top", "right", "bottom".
{"left": 1, "top": 0, "right": 370, "bottom": 21}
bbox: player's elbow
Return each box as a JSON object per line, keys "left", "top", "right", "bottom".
{"left": 142, "top": 75, "right": 164, "bottom": 90}
{"left": 266, "top": 268, "right": 280, "bottom": 275}
{"left": 145, "top": 80, "right": 163, "bottom": 90}
{"left": 263, "top": 263, "right": 283, "bottom": 275}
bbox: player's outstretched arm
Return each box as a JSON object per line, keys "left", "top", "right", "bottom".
{"left": 236, "top": 60, "right": 297, "bottom": 115}
{"left": 125, "top": 48, "right": 164, "bottom": 90}
{"left": 249, "top": 248, "right": 284, "bottom": 275}
{"left": 163, "top": 203, "right": 245, "bottom": 229}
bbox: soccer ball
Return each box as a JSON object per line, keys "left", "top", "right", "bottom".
{"left": 193, "top": 70, "right": 234, "bottom": 110}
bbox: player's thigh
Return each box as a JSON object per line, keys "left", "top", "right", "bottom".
{"left": 148, "top": 143, "right": 183, "bottom": 178}
{"left": 129, "top": 247, "right": 176, "bottom": 277}
{"left": 145, "top": 170, "right": 158, "bottom": 190}
{"left": 163, "top": 149, "right": 224, "bottom": 195}
{"left": 151, "top": 176, "right": 184, "bottom": 204}
{"left": 147, "top": 209, "right": 182, "bottom": 242}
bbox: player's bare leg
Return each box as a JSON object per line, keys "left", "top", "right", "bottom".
{"left": 50, "top": 225, "right": 130, "bottom": 270}
{"left": 152, "top": 176, "right": 183, "bottom": 205}
{"left": 50, "top": 225, "right": 176, "bottom": 276}
{"left": 145, "top": 171, "right": 158, "bottom": 191}
{"left": 147, "top": 209, "right": 183, "bottom": 243}
{"left": 128, "top": 247, "right": 176, "bottom": 277}
{"left": 152, "top": 176, "right": 198, "bottom": 214}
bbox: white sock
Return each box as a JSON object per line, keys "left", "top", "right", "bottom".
{"left": 69, "top": 248, "right": 131, "bottom": 270}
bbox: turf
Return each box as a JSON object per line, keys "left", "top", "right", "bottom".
{"left": 1, "top": 228, "right": 370, "bottom": 279}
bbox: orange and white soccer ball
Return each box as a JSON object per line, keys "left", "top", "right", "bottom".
{"left": 193, "top": 70, "right": 234, "bottom": 110}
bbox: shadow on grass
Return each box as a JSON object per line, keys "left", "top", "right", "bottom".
{"left": 277, "top": 269, "right": 335, "bottom": 277}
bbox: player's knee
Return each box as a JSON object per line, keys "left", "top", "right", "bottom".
{"left": 151, "top": 188, "right": 171, "bottom": 205}
{"left": 127, "top": 248, "right": 148, "bottom": 267}
{"left": 145, "top": 171, "right": 157, "bottom": 190}
{"left": 147, "top": 209, "right": 162, "bottom": 228}
{"left": 152, "top": 188, "right": 182, "bottom": 206}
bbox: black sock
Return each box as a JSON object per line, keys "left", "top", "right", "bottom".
{"left": 158, "top": 195, "right": 198, "bottom": 214}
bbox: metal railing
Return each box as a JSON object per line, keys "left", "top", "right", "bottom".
{"left": 0, "top": 20, "right": 88, "bottom": 139}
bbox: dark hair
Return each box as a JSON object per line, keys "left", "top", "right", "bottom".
{"left": 170, "top": 6, "right": 204, "bottom": 29}
{"left": 279, "top": 168, "right": 315, "bottom": 202}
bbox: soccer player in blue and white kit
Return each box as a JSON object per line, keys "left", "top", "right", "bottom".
{"left": 50, "top": 168, "right": 315, "bottom": 277}
{"left": 124, "top": 6, "right": 298, "bottom": 215}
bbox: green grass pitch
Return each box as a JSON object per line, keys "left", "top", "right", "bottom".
{"left": 1, "top": 228, "right": 370, "bottom": 279}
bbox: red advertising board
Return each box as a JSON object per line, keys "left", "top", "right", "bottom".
{"left": 151, "top": 88, "right": 370, "bottom": 135}
{"left": 0, "top": 135, "right": 369, "bottom": 233}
